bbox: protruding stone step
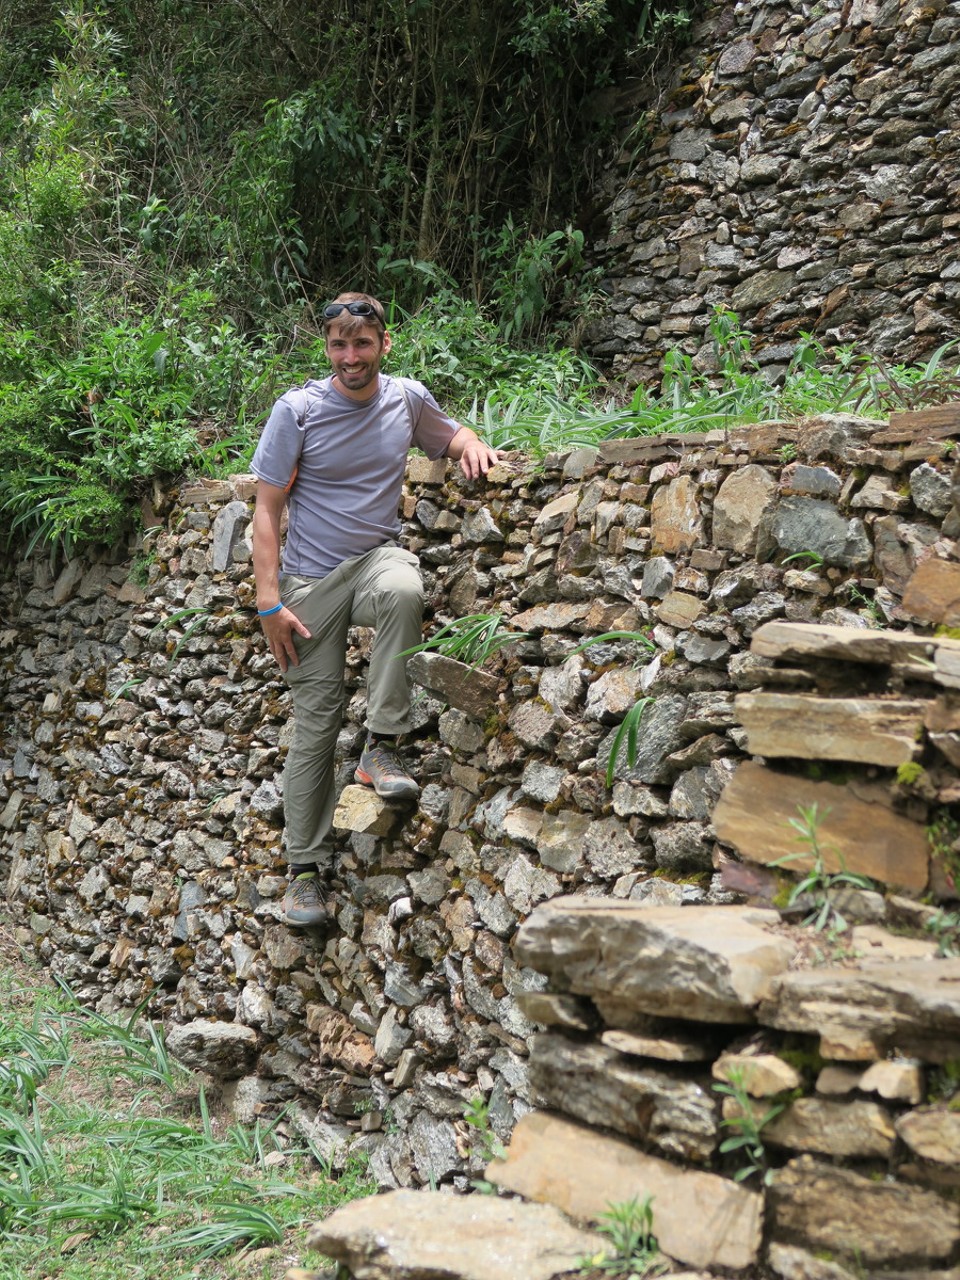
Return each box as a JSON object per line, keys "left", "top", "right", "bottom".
{"left": 733, "top": 692, "right": 927, "bottom": 766}
{"left": 768, "top": 1156, "right": 960, "bottom": 1267}
{"left": 514, "top": 899, "right": 798, "bottom": 1024}
{"left": 712, "top": 760, "right": 929, "bottom": 892}
{"left": 487, "top": 1111, "right": 763, "bottom": 1272}
{"left": 306, "top": 1187, "right": 602, "bottom": 1280}
{"left": 760, "top": 958, "right": 960, "bottom": 1063}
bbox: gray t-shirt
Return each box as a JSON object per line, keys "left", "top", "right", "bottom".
{"left": 251, "top": 374, "right": 459, "bottom": 576}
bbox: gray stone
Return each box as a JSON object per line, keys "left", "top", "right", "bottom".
{"left": 211, "top": 500, "right": 250, "bottom": 571}
{"left": 530, "top": 1032, "right": 718, "bottom": 1162}
{"left": 501, "top": 855, "right": 562, "bottom": 914}
{"left": 308, "top": 1188, "right": 602, "bottom": 1280}
{"left": 910, "top": 462, "right": 953, "bottom": 518}
{"left": 535, "top": 811, "right": 593, "bottom": 873}
{"left": 770, "top": 497, "right": 872, "bottom": 567}
{"left": 461, "top": 507, "right": 504, "bottom": 543}
{"left": 641, "top": 556, "right": 675, "bottom": 599}
{"left": 520, "top": 760, "right": 566, "bottom": 803}
{"left": 375, "top": 1006, "right": 413, "bottom": 1065}
{"left": 166, "top": 1018, "right": 258, "bottom": 1078}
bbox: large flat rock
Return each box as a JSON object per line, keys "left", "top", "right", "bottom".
{"left": 769, "top": 1156, "right": 960, "bottom": 1266}
{"left": 749, "top": 620, "right": 943, "bottom": 667}
{"left": 529, "top": 1032, "right": 718, "bottom": 1162}
{"left": 734, "top": 692, "right": 926, "bottom": 766}
{"left": 759, "top": 958, "right": 960, "bottom": 1063}
{"left": 514, "top": 899, "right": 796, "bottom": 1023}
{"left": 306, "top": 1188, "right": 601, "bottom": 1280}
{"left": 487, "top": 1111, "right": 762, "bottom": 1271}
{"left": 712, "top": 761, "right": 929, "bottom": 893}
{"left": 405, "top": 651, "right": 503, "bottom": 718}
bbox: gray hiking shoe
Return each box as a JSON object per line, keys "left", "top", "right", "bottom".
{"left": 355, "top": 741, "right": 420, "bottom": 801}
{"left": 282, "top": 872, "right": 330, "bottom": 928}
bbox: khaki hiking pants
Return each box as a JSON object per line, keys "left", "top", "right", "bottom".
{"left": 279, "top": 543, "right": 424, "bottom": 870}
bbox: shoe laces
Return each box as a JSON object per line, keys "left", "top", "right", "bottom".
{"left": 366, "top": 742, "right": 409, "bottom": 777}
{"left": 289, "top": 872, "right": 326, "bottom": 907}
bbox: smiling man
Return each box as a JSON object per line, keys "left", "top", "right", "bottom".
{"left": 250, "top": 292, "right": 499, "bottom": 928}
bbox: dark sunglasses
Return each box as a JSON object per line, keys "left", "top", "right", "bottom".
{"left": 323, "top": 301, "right": 382, "bottom": 321}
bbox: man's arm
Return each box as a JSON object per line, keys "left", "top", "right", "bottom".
{"left": 444, "top": 425, "right": 501, "bottom": 480}
{"left": 252, "top": 480, "right": 311, "bottom": 672}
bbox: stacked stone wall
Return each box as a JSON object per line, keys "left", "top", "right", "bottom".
{"left": 1, "top": 409, "right": 959, "bottom": 1199}
{"left": 585, "top": 0, "right": 960, "bottom": 385}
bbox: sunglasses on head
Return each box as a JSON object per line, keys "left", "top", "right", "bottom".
{"left": 323, "top": 301, "right": 381, "bottom": 321}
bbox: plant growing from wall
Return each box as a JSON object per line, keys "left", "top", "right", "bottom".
{"left": 925, "top": 908, "right": 960, "bottom": 958}
{"left": 462, "top": 1095, "right": 506, "bottom": 1165}
{"left": 570, "top": 630, "right": 658, "bottom": 786}
{"left": 578, "top": 1195, "right": 667, "bottom": 1277}
{"left": 712, "top": 1067, "right": 787, "bottom": 1186}
{"left": 773, "top": 804, "right": 880, "bottom": 933}
{"left": 399, "top": 612, "right": 530, "bottom": 669}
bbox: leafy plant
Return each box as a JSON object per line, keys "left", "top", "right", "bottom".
{"left": 149, "top": 606, "right": 215, "bottom": 668}
{"left": 713, "top": 1067, "right": 786, "bottom": 1186}
{"left": 925, "top": 908, "right": 960, "bottom": 958}
{"left": 568, "top": 631, "right": 658, "bottom": 786}
{"left": 601, "top": 697, "right": 656, "bottom": 788}
{"left": 782, "top": 550, "right": 825, "bottom": 568}
{"left": 579, "top": 1196, "right": 667, "bottom": 1277}
{"left": 161, "top": 1201, "right": 286, "bottom": 1258}
{"left": 463, "top": 1096, "right": 506, "bottom": 1163}
{"left": 773, "top": 803, "right": 880, "bottom": 932}
{"left": 399, "top": 612, "right": 530, "bottom": 668}
{"left": 569, "top": 630, "right": 657, "bottom": 663}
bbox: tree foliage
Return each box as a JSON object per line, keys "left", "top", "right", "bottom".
{"left": 0, "top": 0, "right": 694, "bottom": 557}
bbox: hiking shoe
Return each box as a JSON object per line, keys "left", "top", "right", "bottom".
{"left": 355, "top": 741, "right": 420, "bottom": 801}
{"left": 282, "top": 872, "right": 330, "bottom": 928}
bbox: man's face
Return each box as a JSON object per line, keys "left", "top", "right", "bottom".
{"left": 325, "top": 321, "right": 391, "bottom": 401}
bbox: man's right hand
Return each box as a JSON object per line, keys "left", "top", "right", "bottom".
{"left": 260, "top": 605, "right": 312, "bottom": 672}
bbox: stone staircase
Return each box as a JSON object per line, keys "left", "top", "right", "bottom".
{"left": 290, "top": 620, "right": 960, "bottom": 1279}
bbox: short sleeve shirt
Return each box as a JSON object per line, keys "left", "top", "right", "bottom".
{"left": 251, "top": 374, "right": 459, "bottom": 576}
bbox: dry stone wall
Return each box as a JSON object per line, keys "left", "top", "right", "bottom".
{"left": 585, "top": 0, "right": 960, "bottom": 385}
{"left": 1, "top": 408, "right": 959, "bottom": 1205}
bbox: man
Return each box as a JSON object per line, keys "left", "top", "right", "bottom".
{"left": 250, "top": 292, "right": 500, "bottom": 928}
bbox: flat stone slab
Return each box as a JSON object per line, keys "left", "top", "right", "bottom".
{"left": 769, "top": 1156, "right": 960, "bottom": 1266}
{"left": 725, "top": 1095, "right": 895, "bottom": 1159}
{"left": 333, "top": 785, "right": 401, "bottom": 835}
{"left": 602, "top": 1027, "right": 715, "bottom": 1062}
{"left": 514, "top": 899, "right": 797, "bottom": 1023}
{"left": 487, "top": 1111, "right": 762, "bottom": 1272}
{"left": 405, "top": 651, "right": 503, "bottom": 718}
{"left": 734, "top": 692, "right": 927, "bottom": 766}
{"left": 712, "top": 761, "right": 929, "bottom": 893}
{"left": 750, "top": 620, "right": 945, "bottom": 668}
{"left": 306, "top": 1187, "right": 601, "bottom": 1280}
{"left": 759, "top": 958, "right": 960, "bottom": 1063}
{"left": 529, "top": 1032, "right": 718, "bottom": 1162}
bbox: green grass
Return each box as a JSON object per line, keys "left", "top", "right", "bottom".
{"left": 0, "top": 927, "right": 374, "bottom": 1280}
{"left": 459, "top": 323, "right": 960, "bottom": 456}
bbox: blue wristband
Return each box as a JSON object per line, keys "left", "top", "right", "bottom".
{"left": 257, "top": 602, "right": 283, "bottom": 617}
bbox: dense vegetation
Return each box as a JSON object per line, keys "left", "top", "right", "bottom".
{"left": 0, "top": 0, "right": 698, "bottom": 557}
{"left": 1, "top": 2, "right": 958, "bottom": 561}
